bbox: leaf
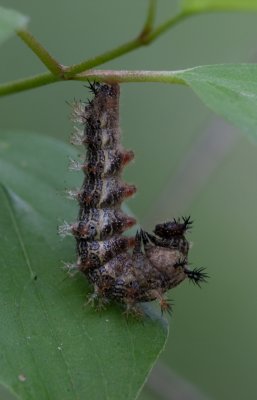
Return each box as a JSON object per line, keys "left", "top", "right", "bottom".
{"left": 0, "top": 131, "right": 168, "bottom": 400}
{"left": 0, "top": 6, "right": 28, "bottom": 46}
{"left": 181, "top": 0, "right": 257, "bottom": 13}
{"left": 175, "top": 64, "right": 257, "bottom": 138}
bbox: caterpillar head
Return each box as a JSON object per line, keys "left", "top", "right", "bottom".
{"left": 154, "top": 216, "right": 193, "bottom": 239}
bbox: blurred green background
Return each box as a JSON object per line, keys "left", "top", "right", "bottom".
{"left": 1, "top": 1, "right": 257, "bottom": 399}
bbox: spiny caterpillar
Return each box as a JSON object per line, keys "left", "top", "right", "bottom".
{"left": 59, "top": 82, "right": 207, "bottom": 316}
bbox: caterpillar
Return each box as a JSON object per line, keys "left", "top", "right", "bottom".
{"left": 59, "top": 82, "right": 207, "bottom": 316}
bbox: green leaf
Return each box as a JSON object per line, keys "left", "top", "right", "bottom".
{"left": 181, "top": 0, "right": 257, "bottom": 13}
{"left": 175, "top": 64, "right": 257, "bottom": 138}
{"left": 0, "top": 6, "right": 28, "bottom": 45}
{"left": 0, "top": 131, "right": 168, "bottom": 400}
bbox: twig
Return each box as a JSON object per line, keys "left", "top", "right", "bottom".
{"left": 17, "top": 29, "right": 65, "bottom": 76}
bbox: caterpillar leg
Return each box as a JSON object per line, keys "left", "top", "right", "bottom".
{"left": 148, "top": 289, "right": 173, "bottom": 315}
{"left": 159, "top": 298, "right": 173, "bottom": 315}
{"left": 62, "top": 262, "right": 79, "bottom": 277}
{"left": 86, "top": 285, "right": 109, "bottom": 311}
{"left": 123, "top": 299, "right": 144, "bottom": 319}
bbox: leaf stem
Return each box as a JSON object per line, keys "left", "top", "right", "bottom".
{"left": 17, "top": 29, "right": 64, "bottom": 76}
{"left": 74, "top": 69, "right": 188, "bottom": 85}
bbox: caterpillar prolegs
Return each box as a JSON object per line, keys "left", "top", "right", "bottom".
{"left": 60, "top": 82, "right": 207, "bottom": 316}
